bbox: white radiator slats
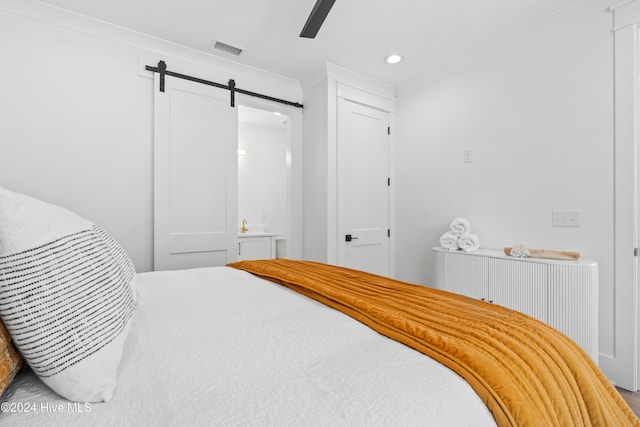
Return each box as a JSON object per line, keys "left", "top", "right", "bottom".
{"left": 489, "top": 258, "right": 547, "bottom": 321}
{"left": 548, "top": 264, "right": 599, "bottom": 361}
{"left": 442, "top": 252, "right": 487, "bottom": 299}
{"left": 433, "top": 248, "right": 599, "bottom": 362}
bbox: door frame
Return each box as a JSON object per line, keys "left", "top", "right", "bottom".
{"left": 336, "top": 96, "right": 391, "bottom": 275}
{"left": 236, "top": 95, "right": 303, "bottom": 260}
{"left": 612, "top": 2, "right": 640, "bottom": 391}
{"left": 329, "top": 82, "right": 396, "bottom": 277}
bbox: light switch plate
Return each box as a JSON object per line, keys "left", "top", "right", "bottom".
{"left": 552, "top": 210, "right": 580, "bottom": 227}
{"left": 463, "top": 150, "right": 472, "bottom": 163}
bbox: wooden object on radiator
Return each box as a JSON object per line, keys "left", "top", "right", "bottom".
{"left": 432, "top": 247, "right": 599, "bottom": 363}
{"left": 504, "top": 247, "right": 580, "bottom": 260}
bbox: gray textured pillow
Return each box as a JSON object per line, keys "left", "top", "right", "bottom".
{"left": 0, "top": 187, "right": 137, "bottom": 402}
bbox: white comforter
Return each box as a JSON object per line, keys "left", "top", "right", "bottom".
{"left": 1, "top": 267, "right": 496, "bottom": 426}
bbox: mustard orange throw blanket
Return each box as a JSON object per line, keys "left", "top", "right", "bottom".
{"left": 228, "top": 259, "right": 639, "bottom": 427}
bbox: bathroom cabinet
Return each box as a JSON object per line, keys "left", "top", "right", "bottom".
{"left": 238, "top": 234, "right": 276, "bottom": 260}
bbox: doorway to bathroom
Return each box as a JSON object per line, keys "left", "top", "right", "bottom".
{"left": 237, "top": 103, "right": 301, "bottom": 260}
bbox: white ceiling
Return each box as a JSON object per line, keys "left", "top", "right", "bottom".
{"left": 37, "top": 0, "right": 586, "bottom": 89}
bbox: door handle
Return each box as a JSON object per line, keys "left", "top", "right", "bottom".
{"left": 345, "top": 234, "right": 359, "bottom": 242}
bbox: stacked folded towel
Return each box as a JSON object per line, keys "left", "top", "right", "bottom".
{"left": 449, "top": 217, "right": 471, "bottom": 235}
{"left": 439, "top": 218, "right": 480, "bottom": 252}
{"left": 439, "top": 231, "right": 460, "bottom": 250}
{"left": 458, "top": 233, "right": 480, "bottom": 252}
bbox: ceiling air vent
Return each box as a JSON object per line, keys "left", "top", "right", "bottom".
{"left": 211, "top": 40, "right": 243, "bottom": 57}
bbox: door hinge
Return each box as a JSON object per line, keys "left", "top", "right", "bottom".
{"left": 387, "top": 126, "right": 390, "bottom": 135}
{"left": 387, "top": 177, "right": 390, "bottom": 186}
{"left": 635, "top": 248, "right": 638, "bottom": 257}
{"left": 388, "top": 229, "right": 390, "bottom": 237}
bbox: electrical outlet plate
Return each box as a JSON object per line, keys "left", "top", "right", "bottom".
{"left": 552, "top": 210, "right": 580, "bottom": 227}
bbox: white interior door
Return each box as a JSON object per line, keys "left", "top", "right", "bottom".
{"left": 337, "top": 98, "right": 390, "bottom": 276}
{"left": 153, "top": 74, "right": 237, "bottom": 270}
{"left": 613, "top": 2, "right": 640, "bottom": 391}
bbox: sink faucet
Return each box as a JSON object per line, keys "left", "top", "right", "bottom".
{"left": 241, "top": 219, "right": 248, "bottom": 234}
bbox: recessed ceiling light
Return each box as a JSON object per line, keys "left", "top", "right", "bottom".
{"left": 385, "top": 54, "right": 403, "bottom": 64}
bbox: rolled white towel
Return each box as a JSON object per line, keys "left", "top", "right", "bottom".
{"left": 440, "top": 231, "right": 460, "bottom": 250}
{"left": 458, "top": 233, "right": 480, "bottom": 252}
{"left": 449, "top": 217, "right": 471, "bottom": 235}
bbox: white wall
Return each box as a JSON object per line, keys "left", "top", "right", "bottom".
{"left": 238, "top": 122, "right": 287, "bottom": 235}
{"left": 301, "top": 71, "right": 329, "bottom": 262}
{"left": 0, "top": 1, "right": 301, "bottom": 272}
{"left": 396, "top": 11, "right": 615, "bottom": 360}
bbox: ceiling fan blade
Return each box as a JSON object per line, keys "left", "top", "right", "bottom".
{"left": 299, "top": 0, "right": 336, "bottom": 38}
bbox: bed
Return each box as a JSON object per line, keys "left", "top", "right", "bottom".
{"left": 0, "top": 187, "right": 637, "bottom": 426}
{"left": 2, "top": 265, "right": 500, "bottom": 426}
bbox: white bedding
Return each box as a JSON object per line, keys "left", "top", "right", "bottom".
{"left": 1, "top": 267, "right": 496, "bottom": 426}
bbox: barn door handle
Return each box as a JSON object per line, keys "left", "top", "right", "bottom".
{"left": 345, "top": 234, "right": 359, "bottom": 242}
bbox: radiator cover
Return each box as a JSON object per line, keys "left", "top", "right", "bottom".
{"left": 433, "top": 247, "right": 599, "bottom": 363}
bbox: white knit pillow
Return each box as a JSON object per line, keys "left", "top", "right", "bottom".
{"left": 0, "top": 187, "right": 137, "bottom": 402}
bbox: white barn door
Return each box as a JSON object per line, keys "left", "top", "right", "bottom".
{"left": 337, "top": 98, "right": 390, "bottom": 276}
{"left": 153, "top": 74, "right": 238, "bottom": 270}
